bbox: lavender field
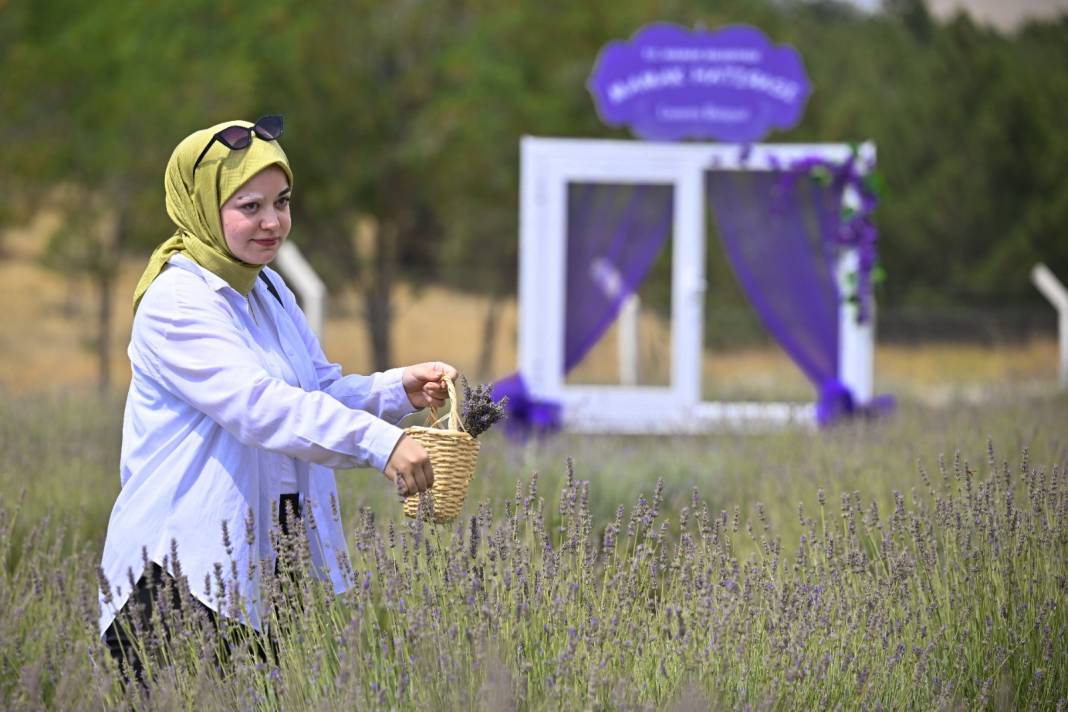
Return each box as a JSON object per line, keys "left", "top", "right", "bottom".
{"left": 1, "top": 393, "right": 1065, "bottom": 710}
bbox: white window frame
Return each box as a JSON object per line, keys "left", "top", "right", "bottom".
{"left": 518, "top": 136, "right": 876, "bottom": 433}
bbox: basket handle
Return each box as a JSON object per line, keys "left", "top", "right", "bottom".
{"left": 424, "top": 375, "right": 467, "bottom": 434}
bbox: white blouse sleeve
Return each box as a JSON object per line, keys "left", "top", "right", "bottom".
{"left": 266, "top": 268, "right": 417, "bottom": 424}
{"left": 133, "top": 275, "right": 404, "bottom": 472}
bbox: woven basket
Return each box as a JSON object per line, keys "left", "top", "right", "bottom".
{"left": 402, "top": 376, "right": 480, "bottom": 523}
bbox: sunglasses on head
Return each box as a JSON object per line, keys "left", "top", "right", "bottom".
{"left": 192, "top": 115, "right": 284, "bottom": 172}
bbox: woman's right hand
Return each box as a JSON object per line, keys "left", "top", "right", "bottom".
{"left": 384, "top": 435, "right": 434, "bottom": 497}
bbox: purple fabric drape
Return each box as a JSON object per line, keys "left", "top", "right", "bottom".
{"left": 492, "top": 372, "right": 562, "bottom": 437}
{"left": 564, "top": 183, "right": 675, "bottom": 371}
{"left": 705, "top": 169, "right": 851, "bottom": 424}
{"left": 497, "top": 182, "right": 674, "bottom": 433}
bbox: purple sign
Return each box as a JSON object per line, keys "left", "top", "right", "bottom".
{"left": 588, "top": 23, "right": 812, "bottom": 143}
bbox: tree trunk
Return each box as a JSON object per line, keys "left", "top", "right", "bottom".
{"left": 96, "top": 265, "right": 112, "bottom": 395}
{"left": 366, "top": 284, "right": 393, "bottom": 372}
{"left": 355, "top": 216, "right": 395, "bottom": 372}
{"left": 476, "top": 294, "right": 502, "bottom": 380}
{"left": 95, "top": 206, "right": 125, "bottom": 395}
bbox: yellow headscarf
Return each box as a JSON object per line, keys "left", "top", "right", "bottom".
{"left": 132, "top": 119, "right": 294, "bottom": 312}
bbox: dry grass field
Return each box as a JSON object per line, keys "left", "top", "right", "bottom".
{"left": 0, "top": 214, "right": 520, "bottom": 395}
{"left": 1, "top": 215, "right": 1060, "bottom": 403}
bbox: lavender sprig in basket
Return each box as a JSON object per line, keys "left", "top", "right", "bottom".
{"left": 459, "top": 376, "right": 508, "bottom": 439}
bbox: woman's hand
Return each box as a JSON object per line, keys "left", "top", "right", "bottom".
{"left": 401, "top": 361, "right": 460, "bottom": 409}
{"left": 384, "top": 435, "right": 433, "bottom": 497}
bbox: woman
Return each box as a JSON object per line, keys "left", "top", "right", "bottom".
{"left": 98, "top": 116, "right": 454, "bottom": 671}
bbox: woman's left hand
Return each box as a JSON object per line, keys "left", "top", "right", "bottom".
{"left": 401, "top": 361, "right": 460, "bottom": 409}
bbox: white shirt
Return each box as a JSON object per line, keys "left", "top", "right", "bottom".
{"left": 98, "top": 254, "right": 414, "bottom": 633}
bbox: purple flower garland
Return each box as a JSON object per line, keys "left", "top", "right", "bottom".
{"left": 778, "top": 148, "right": 889, "bottom": 423}
{"left": 775, "top": 147, "right": 883, "bottom": 324}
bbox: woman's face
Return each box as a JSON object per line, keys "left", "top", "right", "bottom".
{"left": 220, "top": 165, "right": 291, "bottom": 265}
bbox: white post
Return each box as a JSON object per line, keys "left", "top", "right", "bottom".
{"left": 673, "top": 163, "right": 706, "bottom": 408}
{"left": 618, "top": 293, "right": 640, "bottom": 385}
{"left": 837, "top": 172, "right": 875, "bottom": 405}
{"left": 273, "top": 241, "right": 328, "bottom": 341}
{"left": 836, "top": 248, "right": 874, "bottom": 404}
{"left": 1031, "top": 263, "right": 1068, "bottom": 389}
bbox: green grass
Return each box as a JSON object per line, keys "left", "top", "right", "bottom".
{"left": 0, "top": 391, "right": 1065, "bottom": 709}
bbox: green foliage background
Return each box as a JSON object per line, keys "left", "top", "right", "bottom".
{"left": 2, "top": 0, "right": 1066, "bottom": 310}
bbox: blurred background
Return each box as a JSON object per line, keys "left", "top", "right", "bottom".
{"left": 2, "top": 0, "right": 1067, "bottom": 406}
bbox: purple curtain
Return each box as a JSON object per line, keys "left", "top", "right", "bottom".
{"left": 705, "top": 170, "right": 852, "bottom": 424}
{"left": 498, "top": 166, "right": 889, "bottom": 433}
{"left": 496, "top": 182, "right": 674, "bottom": 433}
{"left": 564, "top": 183, "right": 675, "bottom": 371}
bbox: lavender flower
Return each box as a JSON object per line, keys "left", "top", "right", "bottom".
{"left": 460, "top": 376, "right": 508, "bottom": 439}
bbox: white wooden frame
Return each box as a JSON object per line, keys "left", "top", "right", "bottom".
{"left": 518, "top": 136, "right": 876, "bottom": 433}
{"left": 274, "top": 241, "right": 327, "bottom": 340}
{"left": 1031, "top": 263, "right": 1068, "bottom": 389}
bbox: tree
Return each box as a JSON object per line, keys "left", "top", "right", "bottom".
{"left": 241, "top": 0, "right": 464, "bottom": 371}
{"left": 2, "top": 0, "right": 261, "bottom": 392}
